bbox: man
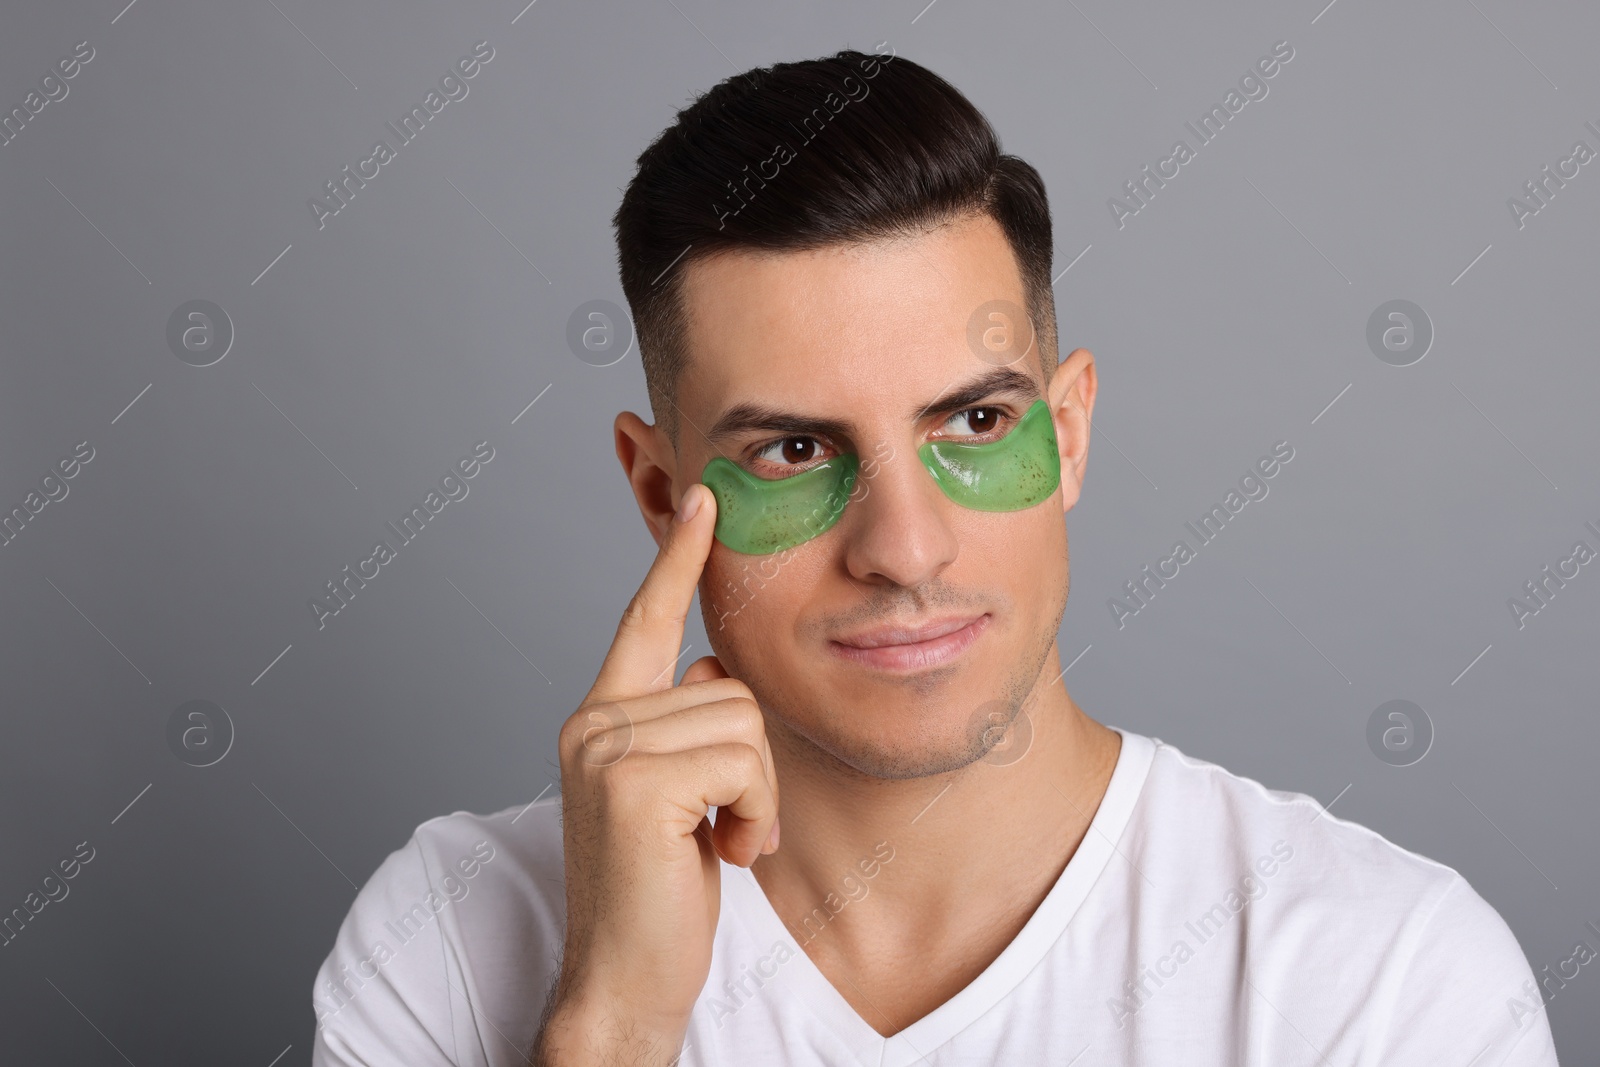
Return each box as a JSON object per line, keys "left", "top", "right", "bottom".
{"left": 311, "top": 48, "right": 1560, "bottom": 1066}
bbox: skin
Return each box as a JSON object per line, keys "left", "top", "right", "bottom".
{"left": 538, "top": 211, "right": 1118, "bottom": 1064}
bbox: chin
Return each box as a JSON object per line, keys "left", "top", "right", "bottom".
{"left": 782, "top": 693, "right": 998, "bottom": 782}
{"left": 829, "top": 733, "right": 992, "bottom": 781}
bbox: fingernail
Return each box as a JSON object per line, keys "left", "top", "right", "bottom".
{"left": 765, "top": 816, "right": 780, "bottom": 853}
{"left": 675, "top": 484, "right": 703, "bottom": 524}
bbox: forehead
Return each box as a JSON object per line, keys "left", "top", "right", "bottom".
{"left": 675, "top": 212, "right": 1031, "bottom": 416}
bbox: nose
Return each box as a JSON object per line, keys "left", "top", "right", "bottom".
{"left": 837, "top": 442, "right": 960, "bottom": 588}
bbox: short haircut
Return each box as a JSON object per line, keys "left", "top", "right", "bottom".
{"left": 611, "top": 47, "right": 1058, "bottom": 446}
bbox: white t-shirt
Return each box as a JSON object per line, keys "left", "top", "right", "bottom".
{"left": 309, "top": 728, "right": 1561, "bottom": 1065}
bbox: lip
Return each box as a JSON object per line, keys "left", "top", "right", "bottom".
{"left": 828, "top": 613, "right": 990, "bottom": 672}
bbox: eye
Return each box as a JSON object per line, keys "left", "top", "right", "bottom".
{"left": 750, "top": 435, "right": 833, "bottom": 475}
{"left": 939, "top": 406, "right": 1012, "bottom": 440}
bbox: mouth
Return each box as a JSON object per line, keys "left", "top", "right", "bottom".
{"left": 828, "top": 613, "right": 991, "bottom": 672}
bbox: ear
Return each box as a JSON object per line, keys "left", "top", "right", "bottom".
{"left": 1047, "top": 348, "right": 1096, "bottom": 512}
{"left": 614, "top": 411, "right": 679, "bottom": 547}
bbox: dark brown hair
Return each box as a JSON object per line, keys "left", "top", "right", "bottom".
{"left": 611, "top": 46, "right": 1058, "bottom": 445}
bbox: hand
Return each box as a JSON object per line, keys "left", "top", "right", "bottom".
{"left": 535, "top": 483, "right": 780, "bottom": 1066}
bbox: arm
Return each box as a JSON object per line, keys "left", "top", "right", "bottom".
{"left": 1364, "top": 874, "right": 1560, "bottom": 1066}
{"left": 310, "top": 833, "right": 469, "bottom": 1067}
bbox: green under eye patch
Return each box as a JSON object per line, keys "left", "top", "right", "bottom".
{"left": 917, "top": 397, "right": 1061, "bottom": 512}
{"left": 700, "top": 452, "right": 861, "bottom": 556}
{"left": 701, "top": 399, "right": 1060, "bottom": 555}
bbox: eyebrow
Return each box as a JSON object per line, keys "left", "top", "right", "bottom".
{"left": 704, "top": 367, "right": 1042, "bottom": 447}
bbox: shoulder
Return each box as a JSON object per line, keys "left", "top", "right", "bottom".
{"left": 310, "top": 798, "right": 567, "bottom": 1067}
{"left": 1123, "top": 733, "right": 1557, "bottom": 1063}
{"left": 403, "top": 796, "right": 568, "bottom": 923}
{"left": 1133, "top": 734, "right": 1461, "bottom": 909}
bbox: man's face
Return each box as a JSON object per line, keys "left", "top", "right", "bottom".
{"left": 664, "top": 212, "right": 1091, "bottom": 780}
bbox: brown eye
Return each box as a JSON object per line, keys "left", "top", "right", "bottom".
{"left": 946, "top": 406, "right": 1007, "bottom": 438}
{"left": 966, "top": 408, "right": 1000, "bottom": 434}
{"left": 753, "top": 436, "right": 827, "bottom": 470}
{"left": 779, "top": 438, "right": 816, "bottom": 464}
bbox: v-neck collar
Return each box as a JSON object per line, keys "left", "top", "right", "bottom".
{"left": 716, "top": 727, "right": 1155, "bottom": 1067}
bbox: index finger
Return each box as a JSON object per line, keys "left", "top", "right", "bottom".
{"left": 587, "top": 482, "right": 717, "bottom": 703}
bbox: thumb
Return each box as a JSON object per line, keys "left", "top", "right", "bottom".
{"left": 679, "top": 653, "right": 730, "bottom": 687}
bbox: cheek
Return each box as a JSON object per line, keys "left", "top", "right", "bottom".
{"left": 959, "top": 506, "right": 1067, "bottom": 616}
{"left": 701, "top": 549, "right": 755, "bottom": 618}
{"left": 1035, "top": 511, "right": 1071, "bottom": 599}
{"left": 959, "top": 497, "right": 1062, "bottom": 569}
{"left": 702, "top": 545, "right": 829, "bottom": 661}
{"left": 702, "top": 549, "right": 785, "bottom": 634}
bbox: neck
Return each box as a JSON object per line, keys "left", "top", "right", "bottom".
{"left": 751, "top": 644, "right": 1122, "bottom": 962}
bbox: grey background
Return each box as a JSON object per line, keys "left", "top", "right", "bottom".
{"left": 1, "top": 0, "right": 1596, "bottom": 1062}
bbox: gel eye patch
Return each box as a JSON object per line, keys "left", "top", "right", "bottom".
{"left": 917, "top": 397, "right": 1061, "bottom": 512}
{"left": 700, "top": 452, "right": 861, "bottom": 556}
{"left": 701, "top": 399, "right": 1061, "bottom": 555}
